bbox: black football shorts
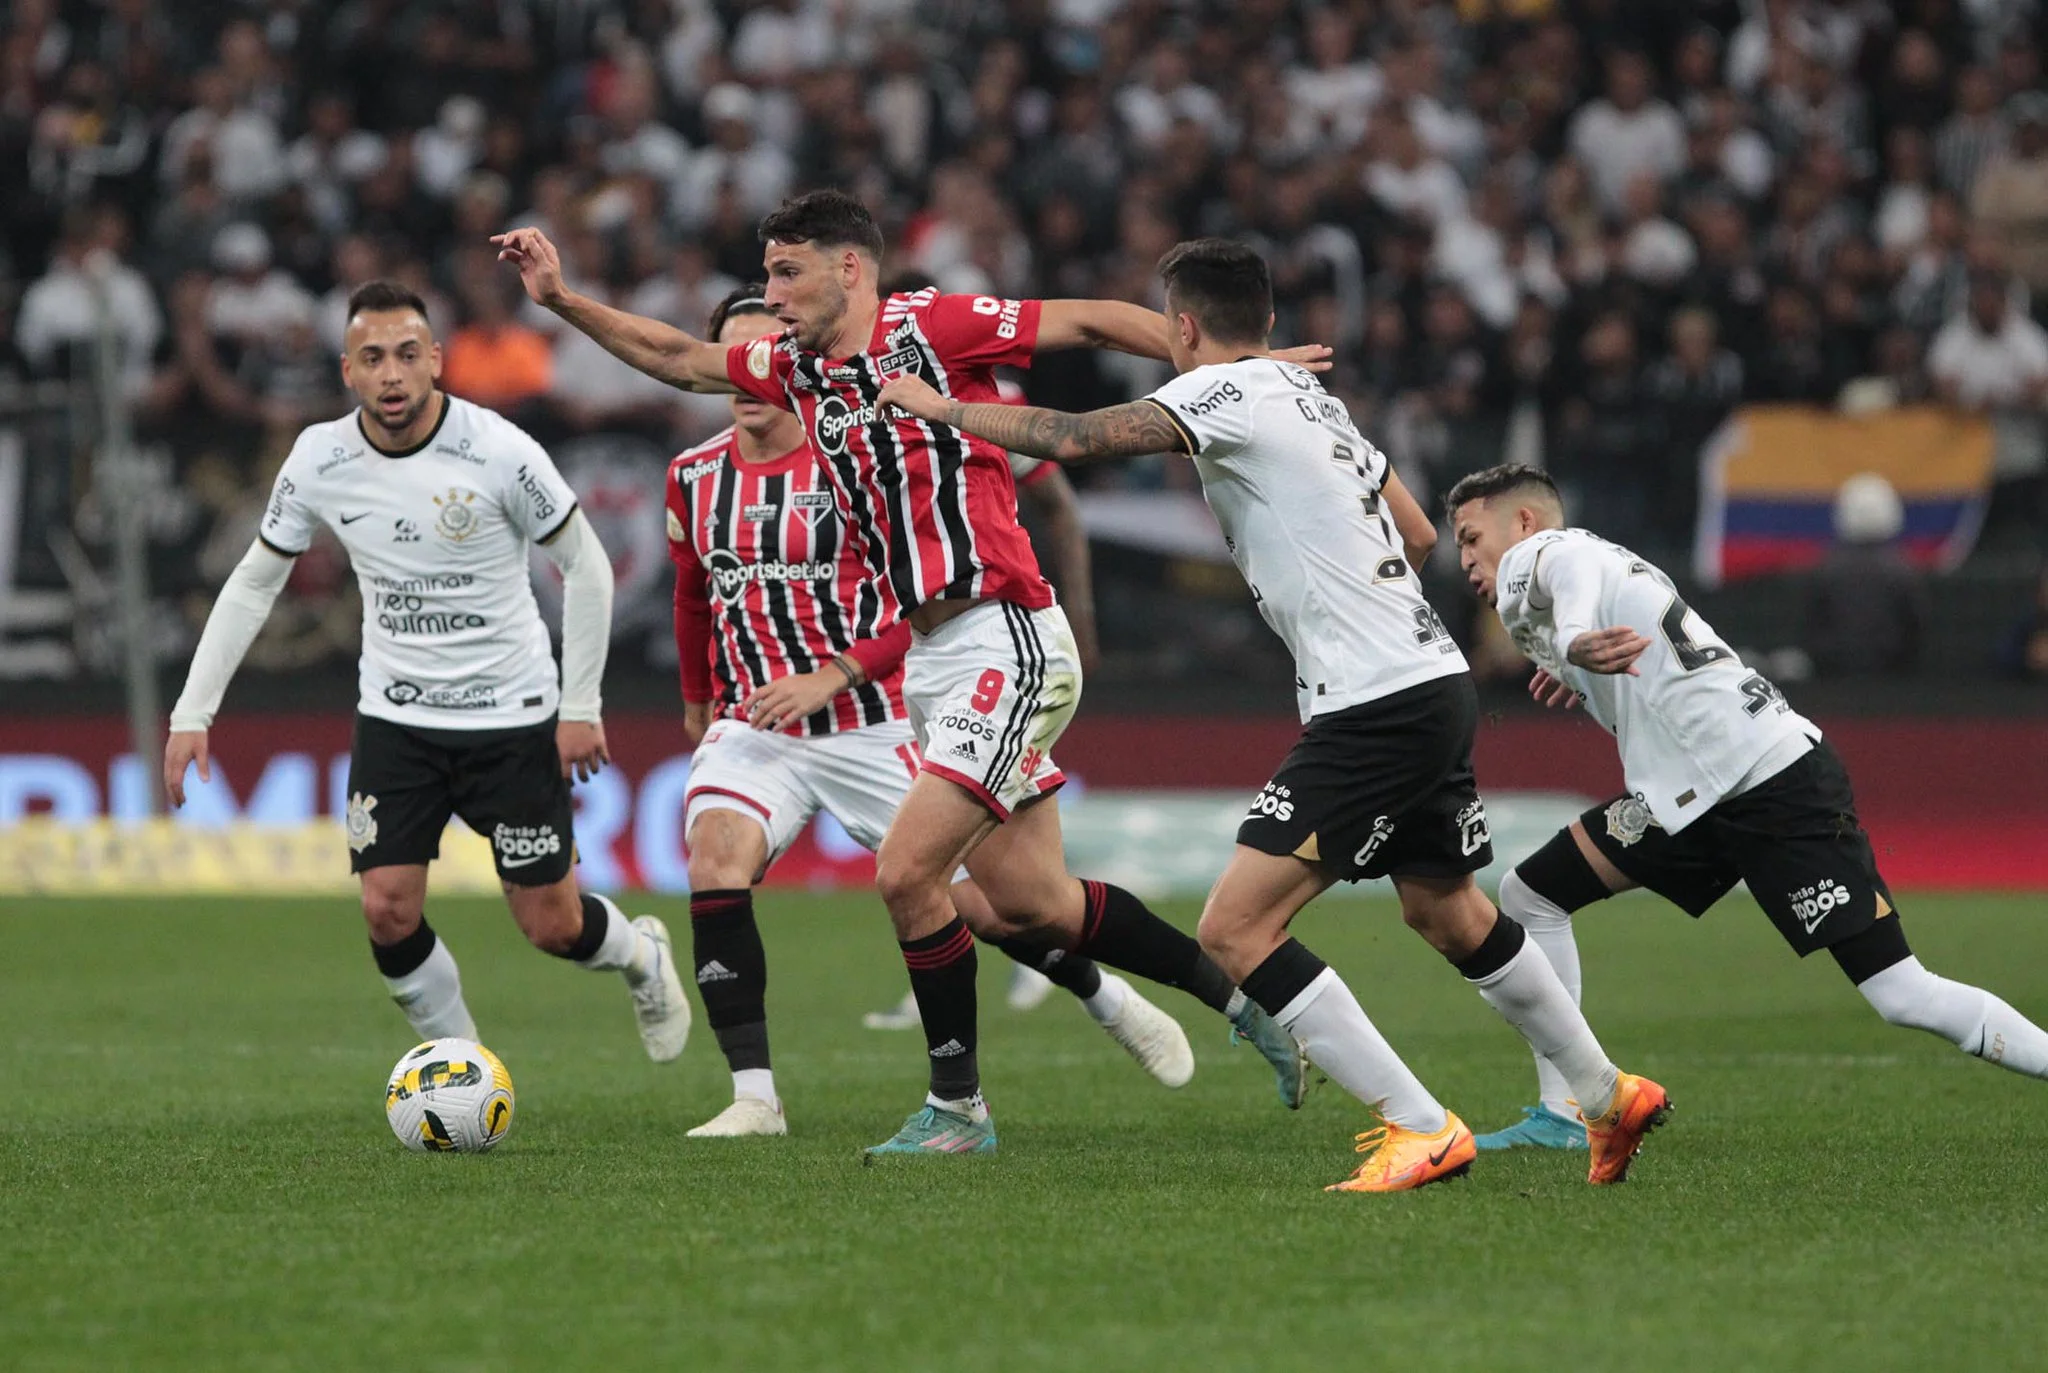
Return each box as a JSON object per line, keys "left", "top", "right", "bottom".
{"left": 344, "top": 712, "right": 576, "bottom": 886}
{"left": 1580, "top": 740, "right": 1896, "bottom": 956}
{"left": 1238, "top": 674, "right": 1494, "bottom": 882}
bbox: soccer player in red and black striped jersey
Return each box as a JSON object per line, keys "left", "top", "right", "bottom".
{"left": 666, "top": 286, "right": 1196, "bottom": 1137}
{"left": 499, "top": 195, "right": 1316, "bottom": 1155}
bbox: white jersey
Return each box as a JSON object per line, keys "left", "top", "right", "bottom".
{"left": 1493, "top": 527, "right": 1820, "bottom": 832}
{"left": 1146, "top": 357, "right": 1465, "bottom": 721}
{"left": 259, "top": 396, "right": 579, "bottom": 730}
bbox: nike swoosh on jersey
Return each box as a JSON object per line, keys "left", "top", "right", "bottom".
{"left": 340, "top": 511, "right": 372, "bottom": 524}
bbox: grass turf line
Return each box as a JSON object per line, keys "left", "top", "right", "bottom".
{"left": 2, "top": 893, "right": 2043, "bottom": 1371}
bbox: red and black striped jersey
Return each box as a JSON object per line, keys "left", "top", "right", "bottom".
{"left": 665, "top": 427, "right": 908, "bottom": 737}
{"left": 723, "top": 289, "right": 1057, "bottom": 617}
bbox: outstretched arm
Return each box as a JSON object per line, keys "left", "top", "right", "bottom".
{"left": 494, "top": 227, "right": 739, "bottom": 394}
{"left": 1033, "top": 300, "right": 1334, "bottom": 371}
{"left": 878, "top": 373, "right": 1188, "bottom": 462}
{"left": 164, "top": 540, "right": 296, "bottom": 805}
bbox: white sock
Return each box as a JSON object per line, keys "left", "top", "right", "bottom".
{"left": 1277, "top": 967, "right": 1446, "bottom": 1133}
{"left": 733, "top": 1068, "right": 778, "bottom": 1106}
{"left": 926, "top": 1091, "right": 989, "bottom": 1122}
{"left": 1081, "top": 971, "right": 1131, "bottom": 1024}
{"left": 575, "top": 893, "right": 645, "bottom": 975}
{"left": 1467, "top": 935, "right": 1620, "bottom": 1119}
{"left": 1859, "top": 956, "right": 2048, "bottom": 1077}
{"left": 1499, "top": 868, "right": 1583, "bottom": 1116}
{"left": 384, "top": 936, "right": 478, "bottom": 1040}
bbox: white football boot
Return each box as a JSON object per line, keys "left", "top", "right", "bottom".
{"left": 627, "top": 915, "right": 691, "bottom": 1062}
{"left": 862, "top": 989, "right": 921, "bottom": 1031}
{"left": 1094, "top": 974, "right": 1195, "bottom": 1088}
{"left": 1007, "top": 964, "right": 1056, "bottom": 1011}
{"left": 686, "top": 1096, "right": 788, "bottom": 1138}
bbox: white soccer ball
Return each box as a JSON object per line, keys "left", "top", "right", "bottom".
{"left": 383, "top": 1037, "right": 515, "bottom": 1153}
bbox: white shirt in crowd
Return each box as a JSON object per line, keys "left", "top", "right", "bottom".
{"left": 1927, "top": 310, "right": 2048, "bottom": 409}
{"left": 1568, "top": 99, "right": 1686, "bottom": 213}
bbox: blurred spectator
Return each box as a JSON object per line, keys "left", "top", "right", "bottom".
{"left": 1285, "top": 8, "right": 1379, "bottom": 151}
{"left": 205, "top": 223, "right": 316, "bottom": 350}
{"left": 1569, "top": 50, "right": 1685, "bottom": 215}
{"left": 1617, "top": 172, "right": 1698, "bottom": 289}
{"left": 673, "top": 83, "right": 795, "bottom": 232}
{"left": 1874, "top": 128, "right": 1938, "bottom": 258}
{"left": 1840, "top": 325, "right": 1936, "bottom": 412}
{"left": 441, "top": 270, "right": 551, "bottom": 414}
{"left": 1551, "top": 311, "right": 1661, "bottom": 541}
{"left": 1928, "top": 269, "right": 2048, "bottom": 410}
{"left": 1645, "top": 306, "right": 1743, "bottom": 542}
{"left": 316, "top": 234, "right": 385, "bottom": 354}
{"left": 1935, "top": 65, "right": 2007, "bottom": 198}
{"left": 158, "top": 65, "right": 285, "bottom": 203}
{"left": 599, "top": 52, "right": 691, "bottom": 203}
{"left": 415, "top": 96, "right": 486, "bottom": 201}
{"left": 17, "top": 205, "right": 159, "bottom": 387}
{"left": 1970, "top": 95, "right": 2048, "bottom": 301}
{"left": 286, "top": 91, "right": 388, "bottom": 236}
{"left": 1749, "top": 284, "right": 1837, "bottom": 402}
{"left": 1999, "top": 568, "right": 2048, "bottom": 680}
{"left": 1803, "top": 474, "right": 1928, "bottom": 677}
{"left": 1366, "top": 113, "right": 1466, "bottom": 228}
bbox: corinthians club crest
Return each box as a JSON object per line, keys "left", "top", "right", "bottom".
{"left": 433, "top": 488, "right": 480, "bottom": 542}
{"left": 345, "top": 792, "right": 379, "bottom": 853}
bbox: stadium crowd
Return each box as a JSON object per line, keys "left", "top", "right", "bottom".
{"left": 7, "top": 0, "right": 2048, "bottom": 569}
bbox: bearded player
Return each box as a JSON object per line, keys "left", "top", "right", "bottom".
{"left": 500, "top": 193, "right": 1311, "bottom": 1155}
{"left": 1448, "top": 463, "right": 2048, "bottom": 1149}
{"left": 876, "top": 239, "right": 1668, "bottom": 1191}
{"left": 164, "top": 281, "right": 689, "bottom": 1062}
{"left": 669, "top": 285, "right": 1196, "bottom": 1137}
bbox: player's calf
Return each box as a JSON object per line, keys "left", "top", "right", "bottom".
{"left": 507, "top": 878, "right": 690, "bottom": 1061}
{"left": 361, "top": 864, "right": 478, "bottom": 1041}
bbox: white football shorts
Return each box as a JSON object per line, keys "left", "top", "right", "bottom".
{"left": 904, "top": 600, "right": 1080, "bottom": 820}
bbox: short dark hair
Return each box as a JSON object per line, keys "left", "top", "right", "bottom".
{"left": 346, "top": 280, "right": 430, "bottom": 326}
{"left": 1442, "top": 464, "right": 1562, "bottom": 520}
{"left": 757, "top": 190, "right": 884, "bottom": 258}
{"left": 707, "top": 282, "right": 776, "bottom": 340}
{"left": 1156, "top": 238, "right": 1273, "bottom": 345}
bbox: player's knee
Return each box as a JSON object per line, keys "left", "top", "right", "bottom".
{"left": 360, "top": 884, "right": 422, "bottom": 944}
{"left": 874, "top": 847, "right": 946, "bottom": 923}
{"left": 686, "top": 813, "right": 765, "bottom": 890}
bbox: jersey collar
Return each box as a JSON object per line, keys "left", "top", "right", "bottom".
{"left": 357, "top": 391, "right": 451, "bottom": 458}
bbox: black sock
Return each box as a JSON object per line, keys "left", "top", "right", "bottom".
{"left": 900, "top": 916, "right": 978, "bottom": 1102}
{"left": 1452, "top": 909, "right": 1527, "bottom": 981}
{"left": 691, "top": 888, "right": 770, "bottom": 1072}
{"left": 994, "top": 937, "right": 1103, "bottom": 999}
{"left": 371, "top": 918, "right": 437, "bottom": 978}
{"left": 1074, "top": 880, "right": 1238, "bottom": 1015}
{"left": 553, "top": 892, "right": 611, "bottom": 962}
{"left": 1239, "top": 938, "right": 1330, "bottom": 1018}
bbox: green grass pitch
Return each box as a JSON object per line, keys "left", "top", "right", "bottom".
{"left": 4, "top": 892, "right": 2044, "bottom": 1371}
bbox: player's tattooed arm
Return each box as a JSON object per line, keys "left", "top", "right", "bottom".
{"left": 877, "top": 374, "right": 1190, "bottom": 462}
{"left": 493, "top": 228, "right": 737, "bottom": 393}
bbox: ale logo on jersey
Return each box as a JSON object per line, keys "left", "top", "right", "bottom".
{"left": 433, "top": 488, "right": 480, "bottom": 542}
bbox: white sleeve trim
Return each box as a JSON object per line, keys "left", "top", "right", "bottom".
{"left": 539, "top": 508, "right": 613, "bottom": 722}
{"left": 168, "top": 540, "right": 295, "bottom": 731}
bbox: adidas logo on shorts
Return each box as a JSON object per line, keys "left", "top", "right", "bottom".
{"left": 697, "top": 960, "right": 739, "bottom": 984}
